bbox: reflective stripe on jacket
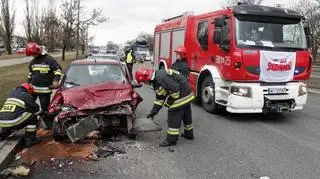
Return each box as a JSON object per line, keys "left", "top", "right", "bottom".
{"left": 151, "top": 69, "right": 194, "bottom": 111}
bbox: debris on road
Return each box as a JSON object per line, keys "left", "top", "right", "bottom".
{"left": 251, "top": 174, "right": 271, "bottom": 179}
{"left": 0, "top": 166, "right": 30, "bottom": 178}
{"left": 168, "top": 147, "right": 175, "bottom": 152}
{"left": 88, "top": 139, "right": 127, "bottom": 161}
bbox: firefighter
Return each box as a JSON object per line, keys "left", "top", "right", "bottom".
{"left": 171, "top": 46, "right": 190, "bottom": 79}
{"left": 26, "top": 42, "right": 62, "bottom": 127}
{"left": 125, "top": 47, "right": 136, "bottom": 81}
{"left": 0, "top": 83, "right": 40, "bottom": 147}
{"left": 135, "top": 68, "right": 195, "bottom": 147}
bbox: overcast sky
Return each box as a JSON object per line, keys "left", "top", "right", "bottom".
{"left": 14, "top": 0, "right": 295, "bottom": 46}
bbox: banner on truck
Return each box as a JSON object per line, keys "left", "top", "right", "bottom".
{"left": 259, "top": 50, "right": 296, "bottom": 82}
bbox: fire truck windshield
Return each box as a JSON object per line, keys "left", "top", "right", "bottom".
{"left": 235, "top": 17, "right": 307, "bottom": 50}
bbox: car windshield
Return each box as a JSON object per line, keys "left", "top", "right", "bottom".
{"left": 235, "top": 16, "right": 307, "bottom": 50}
{"left": 64, "top": 64, "right": 126, "bottom": 88}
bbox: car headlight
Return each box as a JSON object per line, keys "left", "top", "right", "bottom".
{"left": 299, "top": 84, "right": 308, "bottom": 96}
{"left": 231, "top": 86, "right": 252, "bottom": 98}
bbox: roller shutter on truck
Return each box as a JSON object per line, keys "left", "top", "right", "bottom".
{"left": 154, "top": 33, "right": 160, "bottom": 69}
{"left": 171, "top": 29, "right": 186, "bottom": 64}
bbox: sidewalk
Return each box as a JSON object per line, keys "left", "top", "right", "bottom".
{"left": 308, "top": 88, "right": 320, "bottom": 95}
{"left": 0, "top": 52, "right": 74, "bottom": 68}
{"left": 0, "top": 130, "right": 24, "bottom": 171}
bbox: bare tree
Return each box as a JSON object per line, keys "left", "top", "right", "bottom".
{"left": 23, "top": 0, "right": 42, "bottom": 43}
{"left": 137, "top": 32, "right": 154, "bottom": 53}
{"left": 24, "top": 0, "right": 32, "bottom": 42}
{"left": 60, "top": 0, "right": 78, "bottom": 61}
{"left": 60, "top": 0, "right": 107, "bottom": 60}
{"left": 0, "top": 0, "right": 15, "bottom": 54}
{"left": 294, "top": 0, "right": 320, "bottom": 63}
{"left": 41, "top": 4, "right": 60, "bottom": 52}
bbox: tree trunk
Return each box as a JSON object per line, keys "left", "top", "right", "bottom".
{"left": 62, "top": 45, "right": 66, "bottom": 61}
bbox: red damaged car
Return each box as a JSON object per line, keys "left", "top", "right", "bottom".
{"left": 48, "top": 59, "right": 142, "bottom": 142}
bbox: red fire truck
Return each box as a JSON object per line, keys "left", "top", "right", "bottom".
{"left": 153, "top": 3, "right": 312, "bottom": 114}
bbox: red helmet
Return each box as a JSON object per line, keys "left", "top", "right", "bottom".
{"left": 135, "top": 68, "right": 154, "bottom": 84}
{"left": 174, "top": 46, "right": 187, "bottom": 58}
{"left": 20, "top": 83, "right": 34, "bottom": 94}
{"left": 25, "top": 42, "right": 41, "bottom": 56}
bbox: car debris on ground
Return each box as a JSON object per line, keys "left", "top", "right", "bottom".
{"left": 0, "top": 165, "right": 30, "bottom": 178}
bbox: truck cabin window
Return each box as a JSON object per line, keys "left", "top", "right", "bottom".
{"left": 235, "top": 16, "right": 307, "bottom": 50}
{"left": 197, "top": 21, "right": 209, "bottom": 51}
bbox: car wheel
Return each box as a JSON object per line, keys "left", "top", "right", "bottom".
{"left": 53, "top": 118, "right": 65, "bottom": 141}
{"left": 201, "top": 76, "right": 221, "bottom": 114}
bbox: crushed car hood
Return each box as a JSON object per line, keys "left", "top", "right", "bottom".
{"left": 60, "top": 83, "right": 134, "bottom": 110}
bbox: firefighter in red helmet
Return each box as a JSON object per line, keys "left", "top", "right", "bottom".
{"left": 0, "top": 83, "right": 41, "bottom": 147}
{"left": 135, "top": 68, "right": 195, "bottom": 147}
{"left": 26, "top": 42, "right": 62, "bottom": 128}
{"left": 171, "top": 46, "right": 190, "bottom": 79}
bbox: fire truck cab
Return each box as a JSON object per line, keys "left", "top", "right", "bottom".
{"left": 153, "top": 3, "right": 312, "bottom": 114}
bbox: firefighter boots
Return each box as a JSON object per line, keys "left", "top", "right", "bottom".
{"left": 24, "top": 126, "right": 41, "bottom": 147}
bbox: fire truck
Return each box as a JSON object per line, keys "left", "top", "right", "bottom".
{"left": 153, "top": 3, "right": 312, "bottom": 114}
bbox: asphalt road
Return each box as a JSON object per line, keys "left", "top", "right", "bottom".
{"left": 0, "top": 52, "right": 74, "bottom": 68}
{"left": 26, "top": 63, "right": 320, "bottom": 179}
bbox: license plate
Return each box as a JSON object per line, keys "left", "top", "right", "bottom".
{"left": 268, "top": 88, "right": 286, "bottom": 94}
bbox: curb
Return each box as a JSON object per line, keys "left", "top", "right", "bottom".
{"left": 0, "top": 130, "right": 23, "bottom": 171}
{"left": 308, "top": 89, "right": 320, "bottom": 95}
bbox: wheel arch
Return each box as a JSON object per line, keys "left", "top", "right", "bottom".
{"left": 196, "top": 65, "right": 221, "bottom": 98}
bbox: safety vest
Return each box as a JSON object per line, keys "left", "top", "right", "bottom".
{"left": 126, "top": 50, "right": 133, "bottom": 64}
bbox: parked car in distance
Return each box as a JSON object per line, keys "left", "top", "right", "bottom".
{"left": 16, "top": 48, "right": 25, "bottom": 54}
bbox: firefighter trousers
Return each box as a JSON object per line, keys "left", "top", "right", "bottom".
{"left": 33, "top": 93, "right": 51, "bottom": 112}
{"left": 166, "top": 104, "right": 193, "bottom": 143}
{"left": 126, "top": 63, "right": 134, "bottom": 81}
{"left": 0, "top": 115, "right": 37, "bottom": 140}
{"left": 33, "top": 93, "right": 53, "bottom": 128}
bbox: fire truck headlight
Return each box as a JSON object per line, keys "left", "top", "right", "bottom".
{"left": 231, "top": 86, "right": 252, "bottom": 98}
{"left": 299, "top": 84, "right": 308, "bottom": 96}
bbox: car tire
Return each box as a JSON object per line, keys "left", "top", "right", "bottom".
{"left": 201, "top": 76, "right": 221, "bottom": 114}
{"left": 53, "top": 119, "right": 65, "bottom": 141}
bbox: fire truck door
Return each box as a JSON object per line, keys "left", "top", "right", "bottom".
{"left": 210, "top": 16, "right": 232, "bottom": 78}
{"left": 192, "top": 19, "right": 210, "bottom": 72}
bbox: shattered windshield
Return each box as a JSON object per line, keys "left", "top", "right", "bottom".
{"left": 64, "top": 64, "right": 126, "bottom": 88}
{"left": 235, "top": 16, "right": 307, "bottom": 50}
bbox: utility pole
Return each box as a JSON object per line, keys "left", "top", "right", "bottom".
{"left": 76, "top": 0, "right": 80, "bottom": 58}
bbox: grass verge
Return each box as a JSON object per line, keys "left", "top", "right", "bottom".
{"left": 0, "top": 54, "right": 78, "bottom": 104}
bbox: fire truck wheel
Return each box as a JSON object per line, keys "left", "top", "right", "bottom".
{"left": 201, "top": 76, "right": 221, "bottom": 114}
{"left": 53, "top": 119, "right": 65, "bottom": 141}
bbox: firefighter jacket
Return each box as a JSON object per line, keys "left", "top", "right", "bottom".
{"left": 28, "top": 54, "right": 63, "bottom": 93}
{"left": 0, "top": 87, "right": 39, "bottom": 127}
{"left": 126, "top": 50, "right": 136, "bottom": 64}
{"left": 150, "top": 69, "right": 195, "bottom": 114}
{"left": 171, "top": 59, "right": 190, "bottom": 79}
